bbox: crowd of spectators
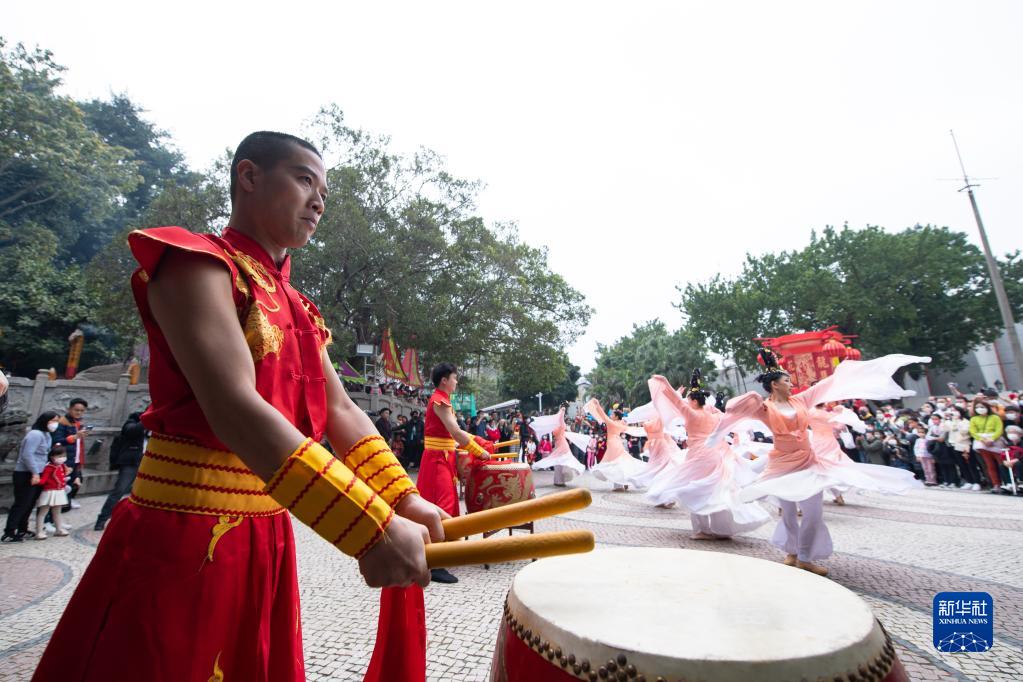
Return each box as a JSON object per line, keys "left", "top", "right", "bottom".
{"left": 841, "top": 387, "right": 1021, "bottom": 494}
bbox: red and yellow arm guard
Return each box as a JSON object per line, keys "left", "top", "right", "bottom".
{"left": 264, "top": 439, "right": 394, "bottom": 558}
{"left": 342, "top": 434, "right": 419, "bottom": 508}
{"left": 464, "top": 436, "right": 493, "bottom": 459}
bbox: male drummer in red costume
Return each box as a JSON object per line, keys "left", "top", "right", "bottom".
{"left": 418, "top": 362, "right": 491, "bottom": 583}
{"left": 33, "top": 131, "right": 444, "bottom": 681}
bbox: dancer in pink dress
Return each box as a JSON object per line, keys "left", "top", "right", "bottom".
{"left": 585, "top": 399, "right": 645, "bottom": 489}
{"left": 530, "top": 405, "right": 587, "bottom": 486}
{"left": 718, "top": 351, "right": 928, "bottom": 576}
{"left": 808, "top": 403, "right": 918, "bottom": 504}
{"left": 645, "top": 370, "right": 771, "bottom": 539}
{"left": 629, "top": 415, "right": 685, "bottom": 490}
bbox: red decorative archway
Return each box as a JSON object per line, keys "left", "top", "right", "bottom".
{"left": 755, "top": 326, "right": 861, "bottom": 394}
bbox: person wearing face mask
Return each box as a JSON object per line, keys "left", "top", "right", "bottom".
{"left": 2, "top": 411, "right": 62, "bottom": 542}
{"left": 945, "top": 407, "right": 980, "bottom": 490}
{"left": 1003, "top": 407, "right": 1021, "bottom": 430}
{"left": 913, "top": 426, "right": 938, "bottom": 485}
{"left": 1002, "top": 425, "right": 1022, "bottom": 493}
{"left": 34, "top": 445, "right": 72, "bottom": 539}
{"left": 970, "top": 400, "right": 1005, "bottom": 492}
{"left": 928, "top": 413, "right": 958, "bottom": 487}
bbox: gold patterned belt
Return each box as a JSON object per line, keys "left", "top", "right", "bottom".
{"left": 129, "top": 433, "right": 285, "bottom": 517}
{"left": 424, "top": 436, "right": 457, "bottom": 450}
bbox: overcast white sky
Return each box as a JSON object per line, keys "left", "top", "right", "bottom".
{"left": 6, "top": 1, "right": 1022, "bottom": 372}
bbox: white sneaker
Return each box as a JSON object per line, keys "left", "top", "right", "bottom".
{"left": 44, "top": 523, "right": 56, "bottom": 534}
{"left": 70, "top": 500, "right": 81, "bottom": 509}
{"left": 959, "top": 482, "right": 971, "bottom": 489}
{"left": 971, "top": 483, "right": 981, "bottom": 491}
{"left": 35, "top": 531, "right": 48, "bottom": 540}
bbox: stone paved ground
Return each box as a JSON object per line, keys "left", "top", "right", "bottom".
{"left": 1, "top": 472, "right": 1021, "bottom": 681}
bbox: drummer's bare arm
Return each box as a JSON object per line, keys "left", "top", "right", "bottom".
{"left": 435, "top": 403, "right": 490, "bottom": 460}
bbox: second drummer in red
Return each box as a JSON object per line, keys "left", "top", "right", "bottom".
{"left": 419, "top": 362, "right": 492, "bottom": 583}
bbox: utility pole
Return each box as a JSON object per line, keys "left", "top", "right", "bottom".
{"left": 951, "top": 130, "right": 1023, "bottom": 389}
{"left": 535, "top": 392, "right": 544, "bottom": 413}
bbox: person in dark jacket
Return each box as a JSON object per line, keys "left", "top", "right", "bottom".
{"left": 374, "top": 408, "right": 393, "bottom": 442}
{"left": 94, "top": 412, "right": 147, "bottom": 531}
{"left": 52, "top": 398, "right": 88, "bottom": 510}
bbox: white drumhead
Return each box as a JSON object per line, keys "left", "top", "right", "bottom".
{"left": 506, "top": 548, "right": 886, "bottom": 681}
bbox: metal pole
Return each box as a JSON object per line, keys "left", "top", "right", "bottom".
{"left": 952, "top": 131, "right": 1023, "bottom": 389}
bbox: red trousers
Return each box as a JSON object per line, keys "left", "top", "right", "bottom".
{"left": 977, "top": 449, "right": 1002, "bottom": 487}
{"left": 33, "top": 500, "right": 302, "bottom": 682}
{"left": 416, "top": 448, "right": 460, "bottom": 517}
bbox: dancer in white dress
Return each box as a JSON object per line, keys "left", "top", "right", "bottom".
{"left": 530, "top": 404, "right": 588, "bottom": 486}
{"left": 585, "top": 399, "right": 646, "bottom": 489}
{"left": 645, "top": 370, "right": 771, "bottom": 539}
{"left": 716, "top": 351, "right": 928, "bottom": 576}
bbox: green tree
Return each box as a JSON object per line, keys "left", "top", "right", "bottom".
{"left": 0, "top": 224, "right": 89, "bottom": 372}
{"left": 0, "top": 40, "right": 141, "bottom": 373}
{"left": 75, "top": 94, "right": 194, "bottom": 260}
{"left": 500, "top": 352, "right": 580, "bottom": 413}
{"left": 588, "top": 321, "right": 717, "bottom": 406}
{"left": 85, "top": 165, "right": 230, "bottom": 360}
{"left": 0, "top": 40, "right": 140, "bottom": 256}
{"left": 679, "top": 225, "right": 1005, "bottom": 374}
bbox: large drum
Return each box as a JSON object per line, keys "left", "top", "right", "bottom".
{"left": 467, "top": 462, "right": 536, "bottom": 514}
{"left": 492, "top": 548, "right": 908, "bottom": 682}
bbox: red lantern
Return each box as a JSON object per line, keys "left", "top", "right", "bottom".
{"left": 821, "top": 339, "right": 848, "bottom": 360}
{"left": 846, "top": 347, "right": 862, "bottom": 361}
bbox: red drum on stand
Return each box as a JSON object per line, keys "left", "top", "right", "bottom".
{"left": 491, "top": 548, "right": 908, "bottom": 682}
{"left": 467, "top": 462, "right": 536, "bottom": 515}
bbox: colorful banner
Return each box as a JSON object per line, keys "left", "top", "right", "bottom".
{"left": 400, "top": 348, "right": 424, "bottom": 388}
{"left": 381, "top": 328, "right": 408, "bottom": 381}
{"left": 337, "top": 360, "right": 367, "bottom": 384}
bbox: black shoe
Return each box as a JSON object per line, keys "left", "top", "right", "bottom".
{"left": 1, "top": 532, "right": 23, "bottom": 543}
{"left": 94, "top": 520, "right": 106, "bottom": 531}
{"left": 430, "top": 568, "right": 459, "bottom": 584}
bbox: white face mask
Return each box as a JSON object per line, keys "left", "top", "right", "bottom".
{"left": 975, "top": 407, "right": 988, "bottom": 415}
{"left": 1008, "top": 434, "right": 1021, "bottom": 443}
{"left": 47, "top": 421, "right": 59, "bottom": 432}
{"left": 1007, "top": 413, "right": 1019, "bottom": 421}
{"left": 53, "top": 456, "right": 67, "bottom": 465}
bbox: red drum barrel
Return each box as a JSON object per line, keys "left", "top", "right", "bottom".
{"left": 491, "top": 548, "right": 908, "bottom": 682}
{"left": 467, "top": 462, "right": 536, "bottom": 514}
{"left": 456, "top": 451, "right": 474, "bottom": 500}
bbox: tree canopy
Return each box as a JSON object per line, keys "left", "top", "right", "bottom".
{"left": 678, "top": 225, "right": 1018, "bottom": 373}
{"left": 588, "top": 320, "right": 717, "bottom": 406}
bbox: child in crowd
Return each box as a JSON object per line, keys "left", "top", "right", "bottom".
{"left": 914, "top": 426, "right": 937, "bottom": 486}
{"left": 35, "top": 445, "right": 71, "bottom": 540}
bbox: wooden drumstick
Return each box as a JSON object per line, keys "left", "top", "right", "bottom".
{"left": 425, "top": 530, "right": 594, "bottom": 568}
{"left": 442, "top": 488, "right": 592, "bottom": 540}
{"left": 493, "top": 439, "right": 520, "bottom": 449}
{"left": 487, "top": 452, "right": 519, "bottom": 459}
